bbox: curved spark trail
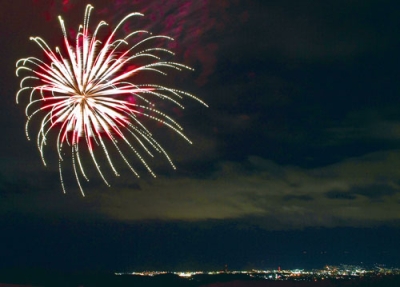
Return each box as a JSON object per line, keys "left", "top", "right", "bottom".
{"left": 16, "top": 4, "right": 207, "bottom": 196}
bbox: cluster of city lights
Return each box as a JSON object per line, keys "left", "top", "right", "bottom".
{"left": 115, "top": 264, "right": 400, "bottom": 281}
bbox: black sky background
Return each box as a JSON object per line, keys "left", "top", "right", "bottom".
{"left": 1, "top": 0, "right": 400, "bottom": 272}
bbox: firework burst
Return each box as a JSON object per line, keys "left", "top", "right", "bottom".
{"left": 16, "top": 4, "right": 207, "bottom": 196}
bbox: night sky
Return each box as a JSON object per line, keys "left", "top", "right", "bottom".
{"left": 1, "top": 0, "right": 400, "bottom": 272}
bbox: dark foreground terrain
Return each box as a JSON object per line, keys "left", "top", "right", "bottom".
{"left": 0, "top": 270, "right": 399, "bottom": 287}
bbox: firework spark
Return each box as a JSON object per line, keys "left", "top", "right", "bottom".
{"left": 16, "top": 4, "right": 207, "bottom": 196}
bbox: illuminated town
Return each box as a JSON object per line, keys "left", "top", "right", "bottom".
{"left": 115, "top": 264, "right": 400, "bottom": 283}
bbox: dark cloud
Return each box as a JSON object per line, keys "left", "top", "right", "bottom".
{"left": 325, "top": 190, "right": 357, "bottom": 200}
{"left": 352, "top": 184, "right": 399, "bottom": 200}
{"left": 327, "top": 184, "right": 400, "bottom": 202}
{"left": 282, "top": 194, "right": 314, "bottom": 202}
{"left": 3, "top": 151, "right": 400, "bottom": 230}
